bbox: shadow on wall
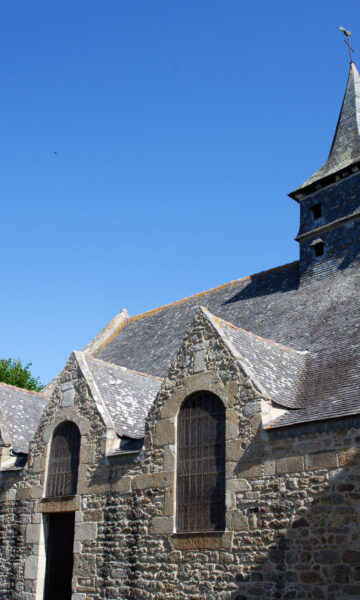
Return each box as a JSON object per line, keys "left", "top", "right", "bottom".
{"left": 231, "top": 447, "right": 360, "bottom": 600}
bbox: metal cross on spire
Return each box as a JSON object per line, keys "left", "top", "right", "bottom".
{"left": 340, "top": 27, "right": 355, "bottom": 62}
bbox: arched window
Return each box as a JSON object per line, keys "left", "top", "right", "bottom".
{"left": 177, "top": 391, "right": 225, "bottom": 532}
{"left": 46, "top": 422, "right": 81, "bottom": 498}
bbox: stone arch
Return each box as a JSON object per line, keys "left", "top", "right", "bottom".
{"left": 46, "top": 421, "right": 81, "bottom": 497}
{"left": 176, "top": 390, "right": 226, "bottom": 532}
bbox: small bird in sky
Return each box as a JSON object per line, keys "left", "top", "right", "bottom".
{"left": 54, "top": 151, "right": 59, "bottom": 156}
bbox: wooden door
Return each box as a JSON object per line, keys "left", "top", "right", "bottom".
{"left": 44, "top": 512, "right": 75, "bottom": 600}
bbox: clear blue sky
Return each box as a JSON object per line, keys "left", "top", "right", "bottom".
{"left": 1, "top": 1, "right": 359, "bottom": 384}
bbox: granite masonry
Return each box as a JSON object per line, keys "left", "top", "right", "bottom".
{"left": 1, "top": 62, "right": 360, "bottom": 600}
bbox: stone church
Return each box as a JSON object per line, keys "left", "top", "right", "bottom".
{"left": 1, "top": 60, "right": 360, "bottom": 600}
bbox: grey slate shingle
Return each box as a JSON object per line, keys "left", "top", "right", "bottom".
{"left": 97, "top": 260, "right": 360, "bottom": 422}
{"left": 295, "top": 62, "right": 360, "bottom": 191}
{"left": 268, "top": 397, "right": 360, "bottom": 429}
{"left": 0, "top": 383, "right": 47, "bottom": 453}
{"left": 83, "top": 355, "right": 162, "bottom": 438}
{"left": 214, "top": 315, "right": 308, "bottom": 409}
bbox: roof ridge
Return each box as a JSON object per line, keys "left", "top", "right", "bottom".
{"left": 0, "top": 381, "right": 46, "bottom": 398}
{"left": 96, "top": 260, "right": 299, "bottom": 354}
{"left": 210, "top": 311, "right": 305, "bottom": 355}
{"left": 83, "top": 353, "right": 163, "bottom": 381}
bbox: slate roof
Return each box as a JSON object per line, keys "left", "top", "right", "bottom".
{"left": 0, "top": 383, "right": 47, "bottom": 453}
{"left": 295, "top": 62, "right": 360, "bottom": 192}
{"left": 212, "top": 314, "right": 308, "bottom": 409}
{"left": 83, "top": 355, "right": 162, "bottom": 438}
{"left": 97, "top": 260, "right": 360, "bottom": 424}
{"left": 267, "top": 397, "right": 360, "bottom": 429}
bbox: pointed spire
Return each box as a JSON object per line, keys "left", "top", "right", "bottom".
{"left": 295, "top": 61, "right": 360, "bottom": 193}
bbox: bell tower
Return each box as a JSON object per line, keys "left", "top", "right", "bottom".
{"left": 289, "top": 61, "right": 360, "bottom": 284}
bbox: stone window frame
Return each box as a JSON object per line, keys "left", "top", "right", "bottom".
{"left": 45, "top": 420, "right": 81, "bottom": 499}
{"left": 23, "top": 412, "right": 91, "bottom": 600}
{"left": 154, "top": 372, "right": 240, "bottom": 550}
{"left": 176, "top": 390, "right": 226, "bottom": 533}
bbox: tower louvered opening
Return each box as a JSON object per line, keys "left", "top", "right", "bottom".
{"left": 177, "top": 391, "right": 226, "bottom": 533}
{"left": 46, "top": 421, "right": 81, "bottom": 498}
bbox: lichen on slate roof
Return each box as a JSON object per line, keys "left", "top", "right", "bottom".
{"left": 0, "top": 383, "right": 47, "bottom": 453}
{"left": 212, "top": 314, "right": 308, "bottom": 409}
{"left": 97, "top": 259, "right": 360, "bottom": 423}
{"left": 83, "top": 355, "right": 162, "bottom": 438}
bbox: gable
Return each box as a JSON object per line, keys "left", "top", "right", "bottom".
{"left": 95, "top": 262, "right": 360, "bottom": 417}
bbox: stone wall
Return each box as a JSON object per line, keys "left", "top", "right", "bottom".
{"left": 0, "top": 314, "right": 360, "bottom": 599}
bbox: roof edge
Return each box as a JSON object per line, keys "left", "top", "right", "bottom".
{"left": 97, "top": 261, "right": 300, "bottom": 355}
{"left": 0, "top": 380, "right": 46, "bottom": 398}
{"left": 73, "top": 351, "right": 118, "bottom": 449}
{"left": 84, "top": 308, "right": 129, "bottom": 356}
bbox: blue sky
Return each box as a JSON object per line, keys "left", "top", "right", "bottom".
{"left": 1, "top": 1, "right": 359, "bottom": 384}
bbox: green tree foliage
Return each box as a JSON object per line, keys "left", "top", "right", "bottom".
{"left": 0, "top": 358, "right": 44, "bottom": 391}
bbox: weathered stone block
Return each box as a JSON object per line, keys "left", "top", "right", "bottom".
{"left": 154, "top": 419, "right": 175, "bottom": 446}
{"left": 236, "top": 461, "right": 262, "bottom": 479}
{"left": 263, "top": 459, "right": 276, "bottom": 476}
{"left": 16, "top": 487, "right": 31, "bottom": 500}
{"left": 150, "top": 516, "right": 173, "bottom": 534}
{"left": 110, "top": 475, "right": 131, "bottom": 493}
{"left": 306, "top": 450, "right": 338, "bottom": 470}
{"left": 74, "top": 522, "right": 97, "bottom": 542}
{"left": 163, "top": 445, "right": 175, "bottom": 471}
{"left": 87, "top": 481, "right": 110, "bottom": 494}
{"left": 227, "top": 478, "right": 251, "bottom": 492}
{"left": 73, "top": 541, "right": 82, "bottom": 554}
{"left": 24, "top": 556, "right": 38, "bottom": 580}
{"left": 276, "top": 455, "right": 304, "bottom": 474}
{"left": 32, "top": 457, "right": 44, "bottom": 473}
{"left": 132, "top": 471, "right": 174, "bottom": 490}
{"left": 79, "top": 444, "right": 95, "bottom": 464}
{"left": 30, "top": 486, "right": 43, "bottom": 500}
{"left": 159, "top": 395, "right": 180, "bottom": 420}
{"left": 164, "top": 488, "right": 174, "bottom": 516}
{"left": 171, "top": 531, "right": 233, "bottom": 550}
{"left": 26, "top": 524, "right": 41, "bottom": 544}
{"left": 226, "top": 510, "right": 249, "bottom": 531}
{"left": 37, "top": 496, "right": 81, "bottom": 513}
{"left": 226, "top": 491, "right": 236, "bottom": 509}
{"left": 227, "top": 439, "right": 244, "bottom": 461}
{"left": 339, "top": 447, "right": 360, "bottom": 467}
{"left": 193, "top": 350, "right": 207, "bottom": 373}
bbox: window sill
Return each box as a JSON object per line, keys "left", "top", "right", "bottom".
{"left": 170, "top": 530, "right": 232, "bottom": 551}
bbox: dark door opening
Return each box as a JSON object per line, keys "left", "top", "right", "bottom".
{"left": 44, "top": 512, "right": 75, "bottom": 600}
